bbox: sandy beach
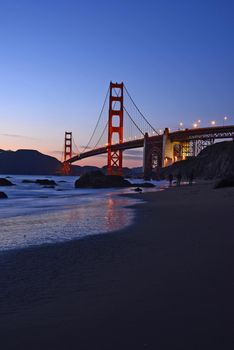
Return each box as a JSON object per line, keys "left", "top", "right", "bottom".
{"left": 0, "top": 182, "right": 234, "bottom": 349}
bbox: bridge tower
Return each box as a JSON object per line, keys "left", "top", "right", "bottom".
{"left": 62, "top": 131, "right": 72, "bottom": 175}
{"left": 107, "top": 82, "right": 124, "bottom": 176}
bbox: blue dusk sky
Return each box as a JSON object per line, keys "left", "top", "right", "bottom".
{"left": 0, "top": 0, "right": 233, "bottom": 167}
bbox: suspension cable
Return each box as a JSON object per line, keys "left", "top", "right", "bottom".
{"left": 123, "top": 106, "right": 144, "bottom": 136}
{"left": 81, "top": 83, "right": 157, "bottom": 154}
{"left": 81, "top": 86, "right": 110, "bottom": 153}
{"left": 93, "top": 121, "right": 108, "bottom": 149}
{"left": 72, "top": 136, "right": 80, "bottom": 155}
{"left": 85, "top": 87, "right": 121, "bottom": 152}
{"left": 124, "top": 85, "right": 159, "bottom": 135}
{"left": 91, "top": 87, "right": 121, "bottom": 150}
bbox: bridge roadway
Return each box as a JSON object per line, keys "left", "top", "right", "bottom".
{"left": 68, "top": 125, "right": 234, "bottom": 164}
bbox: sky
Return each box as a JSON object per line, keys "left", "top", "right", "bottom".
{"left": 0, "top": 0, "right": 233, "bottom": 167}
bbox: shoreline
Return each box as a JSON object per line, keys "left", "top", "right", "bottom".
{"left": 0, "top": 181, "right": 234, "bottom": 349}
{"left": 0, "top": 186, "right": 142, "bottom": 252}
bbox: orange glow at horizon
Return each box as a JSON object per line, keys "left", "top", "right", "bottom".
{"left": 68, "top": 156, "right": 143, "bottom": 169}
{"left": 0, "top": 137, "right": 143, "bottom": 168}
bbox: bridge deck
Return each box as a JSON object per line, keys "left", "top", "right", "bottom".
{"left": 67, "top": 125, "right": 234, "bottom": 164}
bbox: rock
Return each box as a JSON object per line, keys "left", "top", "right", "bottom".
{"left": 75, "top": 171, "right": 132, "bottom": 188}
{"left": 22, "top": 179, "right": 35, "bottom": 184}
{"left": 133, "top": 182, "right": 155, "bottom": 188}
{"left": 0, "top": 178, "right": 15, "bottom": 186}
{"left": 214, "top": 177, "right": 234, "bottom": 189}
{"left": 0, "top": 192, "right": 8, "bottom": 199}
{"left": 35, "top": 179, "right": 57, "bottom": 186}
{"left": 134, "top": 187, "right": 143, "bottom": 192}
{"left": 43, "top": 185, "right": 55, "bottom": 189}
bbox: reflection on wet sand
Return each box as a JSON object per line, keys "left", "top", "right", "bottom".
{"left": 0, "top": 194, "right": 138, "bottom": 251}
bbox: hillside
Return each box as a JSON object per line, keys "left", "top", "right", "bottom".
{"left": 0, "top": 149, "right": 62, "bottom": 175}
{"left": 160, "top": 140, "right": 234, "bottom": 180}
{"left": 0, "top": 149, "right": 144, "bottom": 176}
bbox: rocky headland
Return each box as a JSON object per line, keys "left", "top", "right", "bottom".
{"left": 159, "top": 140, "right": 234, "bottom": 180}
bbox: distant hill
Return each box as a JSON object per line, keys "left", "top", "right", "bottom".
{"left": 0, "top": 149, "right": 103, "bottom": 175}
{"left": 0, "top": 149, "right": 140, "bottom": 176}
{"left": 74, "top": 165, "right": 100, "bottom": 175}
{"left": 159, "top": 140, "right": 234, "bottom": 180}
{"left": 101, "top": 165, "right": 136, "bottom": 177}
{"left": 0, "top": 149, "right": 62, "bottom": 175}
{"left": 2, "top": 142, "right": 232, "bottom": 179}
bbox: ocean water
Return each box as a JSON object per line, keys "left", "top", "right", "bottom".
{"left": 0, "top": 175, "right": 166, "bottom": 251}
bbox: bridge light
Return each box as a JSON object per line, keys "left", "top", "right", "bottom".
{"left": 223, "top": 116, "right": 228, "bottom": 125}
{"left": 193, "top": 123, "right": 198, "bottom": 128}
{"left": 159, "top": 129, "right": 162, "bottom": 134}
{"left": 211, "top": 120, "right": 216, "bottom": 126}
{"left": 179, "top": 122, "right": 183, "bottom": 130}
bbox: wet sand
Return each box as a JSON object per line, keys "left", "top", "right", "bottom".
{"left": 0, "top": 182, "right": 234, "bottom": 349}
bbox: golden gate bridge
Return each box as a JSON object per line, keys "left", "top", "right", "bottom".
{"left": 62, "top": 82, "right": 234, "bottom": 179}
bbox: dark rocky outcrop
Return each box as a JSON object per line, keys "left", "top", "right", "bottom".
{"left": 75, "top": 171, "right": 131, "bottom": 188}
{"left": 0, "top": 192, "right": 8, "bottom": 199}
{"left": 22, "top": 179, "right": 57, "bottom": 186}
{"left": 133, "top": 187, "right": 143, "bottom": 192}
{"left": 133, "top": 182, "right": 155, "bottom": 188}
{"left": 22, "top": 179, "right": 36, "bottom": 184}
{"left": 159, "top": 141, "right": 234, "bottom": 180}
{"left": 0, "top": 178, "right": 15, "bottom": 186}
{"left": 35, "top": 179, "right": 57, "bottom": 186}
{"left": 214, "top": 177, "right": 234, "bottom": 189}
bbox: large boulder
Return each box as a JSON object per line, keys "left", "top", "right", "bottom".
{"left": 0, "top": 178, "right": 15, "bottom": 186}
{"left": 0, "top": 192, "right": 8, "bottom": 199}
{"left": 75, "top": 171, "right": 132, "bottom": 188}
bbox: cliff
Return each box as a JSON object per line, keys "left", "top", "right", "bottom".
{"left": 160, "top": 140, "right": 234, "bottom": 179}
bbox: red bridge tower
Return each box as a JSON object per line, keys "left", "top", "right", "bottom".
{"left": 62, "top": 131, "right": 72, "bottom": 175}
{"left": 107, "top": 82, "right": 124, "bottom": 176}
